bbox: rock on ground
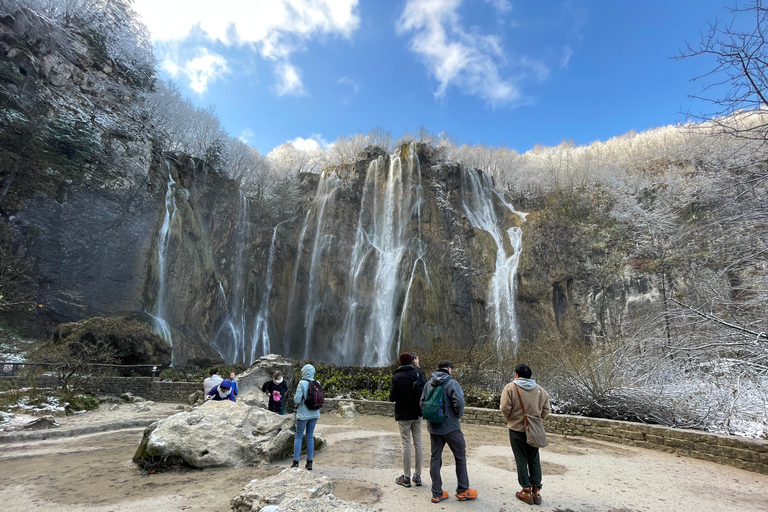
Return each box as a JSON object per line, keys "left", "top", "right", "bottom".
{"left": 337, "top": 401, "right": 358, "bottom": 419}
{"left": 231, "top": 469, "right": 376, "bottom": 512}
{"left": 133, "top": 400, "right": 325, "bottom": 469}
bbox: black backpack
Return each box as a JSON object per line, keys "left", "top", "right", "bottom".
{"left": 302, "top": 379, "right": 325, "bottom": 410}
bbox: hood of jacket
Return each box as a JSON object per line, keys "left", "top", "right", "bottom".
{"left": 514, "top": 377, "right": 537, "bottom": 391}
{"left": 429, "top": 370, "right": 452, "bottom": 386}
{"left": 301, "top": 364, "right": 316, "bottom": 381}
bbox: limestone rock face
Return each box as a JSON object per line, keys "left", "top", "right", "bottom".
{"left": 231, "top": 469, "right": 375, "bottom": 512}
{"left": 133, "top": 401, "right": 325, "bottom": 469}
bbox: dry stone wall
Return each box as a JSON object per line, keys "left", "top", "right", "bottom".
{"left": 323, "top": 398, "right": 768, "bottom": 475}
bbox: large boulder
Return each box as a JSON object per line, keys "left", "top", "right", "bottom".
{"left": 132, "top": 400, "right": 325, "bottom": 469}
{"left": 231, "top": 469, "right": 376, "bottom": 512}
{"left": 236, "top": 354, "right": 296, "bottom": 406}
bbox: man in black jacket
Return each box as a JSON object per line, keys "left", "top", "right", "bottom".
{"left": 389, "top": 352, "right": 427, "bottom": 488}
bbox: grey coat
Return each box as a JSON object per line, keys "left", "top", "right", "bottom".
{"left": 419, "top": 370, "right": 465, "bottom": 435}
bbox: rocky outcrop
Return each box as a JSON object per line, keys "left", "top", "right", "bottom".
{"left": 231, "top": 469, "right": 376, "bottom": 512}
{"left": 133, "top": 400, "right": 326, "bottom": 469}
{"left": 235, "top": 354, "right": 296, "bottom": 406}
{"left": 48, "top": 317, "right": 171, "bottom": 366}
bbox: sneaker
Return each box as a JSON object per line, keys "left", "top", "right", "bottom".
{"left": 515, "top": 487, "right": 534, "bottom": 505}
{"left": 290, "top": 460, "right": 299, "bottom": 469}
{"left": 532, "top": 486, "right": 542, "bottom": 505}
{"left": 396, "top": 475, "right": 411, "bottom": 487}
{"left": 305, "top": 460, "right": 313, "bottom": 471}
{"left": 412, "top": 474, "right": 422, "bottom": 486}
{"left": 431, "top": 491, "right": 449, "bottom": 503}
{"left": 456, "top": 489, "right": 478, "bottom": 501}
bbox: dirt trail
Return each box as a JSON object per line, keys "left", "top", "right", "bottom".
{"left": 1, "top": 410, "right": 767, "bottom": 511}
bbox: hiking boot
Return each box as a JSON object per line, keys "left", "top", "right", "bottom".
{"left": 456, "top": 488, "right": 478, "bottom": 501}
{"left": 532, "top": 486, "right": 542, "bottom": 505}
{"left": 412, "top": 474, "right": 422, "bottom": 486}
{"left": 516, "top": 487, "right": 534, "bottom": 505}
{"left": 431, "top": 491, "right": 449, "bottom": 503}
{"left": 305, "top": 460, "right": 313, "bottom": 470}
{"left": 290, "top": 460, "right": 299, "bottom": 469}
{"left": 396, "top": 475, "right": 411, "bottom": 487}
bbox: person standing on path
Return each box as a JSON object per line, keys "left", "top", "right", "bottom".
{"left": 291, "top": 364, "right": 321, "bottom": 470}
{"left": 500, "top": 363, "right": 552, "bottom": 506}
{"left": 389, "top": 352, "right": 427, "bottom": 488}
{"left": 419, "top": 360, "right": 478, "bottom": 503}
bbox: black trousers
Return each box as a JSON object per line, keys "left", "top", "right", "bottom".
{"left": 429, "top": 429, "right": 470, "bottom": 497}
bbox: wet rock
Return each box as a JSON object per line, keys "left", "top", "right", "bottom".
{"left": 109, "top": 404, "right": 120, "bottom": 411}
{"left": 338, "top": 401, "right": 358, "bottom": 419}
{"left": 133, "top": 401, "right": 326, "bottom": 469}
{"left": 231, "top": 469, "right": 375, "bottom": 512}
{"left": 23, "top": 415, "right": 59, "bottom": 429}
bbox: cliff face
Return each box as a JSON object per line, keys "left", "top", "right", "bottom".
{"left": 0, "top": 11, "right": 240, "bottom": 364}
{"left": 248, "top": 145, "right": 525, "bottom": 366}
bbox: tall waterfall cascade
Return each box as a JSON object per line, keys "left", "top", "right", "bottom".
{"left": 150, "top": 172, "right": 177, "bottom": 365}
{"left": 460, "top": 170, "right": 527, "bottom": 353}
{"left": 212, "top": 192, "right": 249, "bottom": 364}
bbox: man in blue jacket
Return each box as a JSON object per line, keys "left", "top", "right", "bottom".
{"left": 419, "top": 360, "right": 478, "bottom": 503}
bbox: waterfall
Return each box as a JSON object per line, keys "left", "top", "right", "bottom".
{"left": 251, "top": 224, "right": 279, "bottom": 362}
{"left": 152, "top": 173, "right": 177, "bottom": 364}
{"left": 302, "top": 172, "right": 344, "bottom": 359}
{"left": 337, "top": 148, "right": 423, "bottom": 366}
{"left": 212, "top": 192, "right": 249, "bottom": 364}
{"left": 460, "top": 168, "right": 526, "bottom": 353}
{"left": 282, "top": 210, "right": 311, "bottom": 355}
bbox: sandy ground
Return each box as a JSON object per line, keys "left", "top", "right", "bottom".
{"left": 1, "top": 408, "right": 767, "bottom": 512}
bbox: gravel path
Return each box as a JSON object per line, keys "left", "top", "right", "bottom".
{"left": 1, "top": 406, "right": 767, "bottom": 511}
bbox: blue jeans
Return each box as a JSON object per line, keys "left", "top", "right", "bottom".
{"left": 293, "top": 418, "right": 318, "bottom": 461}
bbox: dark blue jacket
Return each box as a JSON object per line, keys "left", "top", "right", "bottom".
{"left": 207, "top": 385, "right": 236, "bottom": 402}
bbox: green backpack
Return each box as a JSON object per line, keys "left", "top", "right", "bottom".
{"left": 421, "top": 377, "right": 450, "bottom": 423}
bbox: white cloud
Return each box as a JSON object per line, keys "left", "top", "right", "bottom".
{"left": 162, "top": 48, "right": 228, "bottom": 95}
{"left": 485, "top": 0, "right": 512, "bottom": 14}
{"left": 238, "top": 128, "right": 255, "bottom": 143}
{"left": 289, "top": 134, "right": 330, "bottom": 151}
{"left": 560, "top": 45, "right": 574, "bottom": 69}
{"left": 133, "top": 0, "right": 360, "bottom": 95}
{"left": 397, "top": 0, "right": 544, "bottom": 107}
{"left": 275, "top": 62, "right": 305, "bottom": 96}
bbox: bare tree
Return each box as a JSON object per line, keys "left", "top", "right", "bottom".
{"left": 677, "top": 1, "right": 768, "bottom": 147}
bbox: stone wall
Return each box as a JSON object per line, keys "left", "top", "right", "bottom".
{"left": 323, "top": 398, "right": 768, "bottom": 475}
{"left": 0, "top": 376, "right": 201, "bottom": 403}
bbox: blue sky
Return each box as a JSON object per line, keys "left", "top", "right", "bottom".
{"left": 132, "top": 0, "right": 732, "bottom": 155}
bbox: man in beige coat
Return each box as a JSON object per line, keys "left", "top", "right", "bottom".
{"left": 500, "top": 364, "right": 551, "bottom": 506}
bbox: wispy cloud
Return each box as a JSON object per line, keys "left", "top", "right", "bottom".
{"left": 485, "top": 0, "right": 512, "bottom": 15}
{"left": 560, "top": 45, "right": 574, "bottom": 69}
{"left": 238, "top": 128, "right": 255, "bottom": 143}
{"left": 397, "top": 0, "right": 546, "bottom": 107}
{"left": 275, "top": 62, "right": 305, "bottom": 96}
{"left": 133, "top": 0, "right": 360, "bottom": 95}
{"left": 162, "top": 47, "right": 228, "bottom": 95}
{"left": 337, "top": 76, "right": 360, "bottom": 105}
